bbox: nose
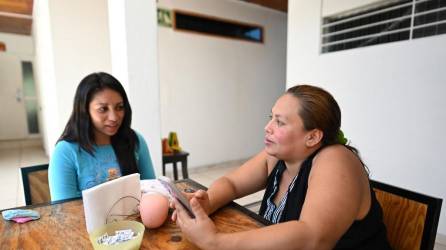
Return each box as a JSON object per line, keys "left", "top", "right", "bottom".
{"left": 108, "top": 109, "right": 118, "bottom": 121}
{"left": 264, "top": 119, "right": 273, "bottom": 134}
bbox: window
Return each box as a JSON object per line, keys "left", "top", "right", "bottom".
{"left": 321, "top": 0, "right": 446, "bottom": 53}
{"left": 173, "top": 10, "right": 263, "bottom": 43}
{"left": 21, "top": 62, "right": 39, "bottom": 134}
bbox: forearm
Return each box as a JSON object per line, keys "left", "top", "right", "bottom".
{"left": 206, "top": 176, "right": 239, "bottom": 214}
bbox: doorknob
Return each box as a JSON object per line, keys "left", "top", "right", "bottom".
{"left": 16, "top": 88, "right": 22, "bottom": 102}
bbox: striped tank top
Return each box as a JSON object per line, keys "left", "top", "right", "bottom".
{"left": 258, "top": 148, "right": 392, "bottom": 250}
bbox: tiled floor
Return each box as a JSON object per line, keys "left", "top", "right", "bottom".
{"left": 0, "top": 144, "right": 49, "bottom": 210}
{"left": 1, "top": 144, "right": 445, "bottom": 249}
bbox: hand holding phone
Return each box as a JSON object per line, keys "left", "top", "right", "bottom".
{"left": 158, "top": 179, "right": 195, "bottom": 218}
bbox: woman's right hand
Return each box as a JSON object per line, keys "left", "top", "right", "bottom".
{"left": 185, "top": 189, "right": 212, "bottom": 215}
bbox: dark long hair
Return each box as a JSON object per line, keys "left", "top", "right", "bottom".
{"left": 286, "top": 85, "right": 367, "bottom": 170}
{"left": 58, "top": 72, "right": 139, "bottom": 175}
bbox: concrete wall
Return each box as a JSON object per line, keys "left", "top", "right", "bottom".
{"left": 158, "top": 0, "right": 287, "bottom": 168}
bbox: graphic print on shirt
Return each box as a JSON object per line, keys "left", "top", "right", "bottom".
{"left": 78, "top": 147, "right": 121, "bottom": 190}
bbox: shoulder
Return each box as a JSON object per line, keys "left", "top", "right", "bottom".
{"left": 54, "top": 140, "right": 78, "bottom": 153}
{"left": 51, "top": 140, "right": 78, "bottom": 164}
{"left": 314, "top": 144, "right": 361, "bottom": 166}
{"left": 132, "top": 130, "right": 147, "bottom": 144}
{"left": 132, "top": 130, "right": 150, "bottom": 154}
{"left": 310, "top": 144, "right": 365, "bottom": 185}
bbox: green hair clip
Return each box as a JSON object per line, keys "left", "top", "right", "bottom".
{"left": 337, "top": 130, "right": 348, "bottom": 145}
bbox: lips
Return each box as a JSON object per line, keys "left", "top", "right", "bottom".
{"left": 264, "top": 137, "right": 274, "bottom": 145}
{"left": 105, "top": 124, "right": 119, "bottom": 132}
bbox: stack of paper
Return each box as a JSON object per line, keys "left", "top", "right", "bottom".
{"left": 82, "top": 173, "right": 141, "bottom": 233}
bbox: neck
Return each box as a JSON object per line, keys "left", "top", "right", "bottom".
{"left": 94, "top": 132, "right": 111, "bottom": 145}
{"left": 284, "top": 146, "right": 322, "bottom": 176}
{"left": 283, "top": 160, "right": 304, "bottom": 177}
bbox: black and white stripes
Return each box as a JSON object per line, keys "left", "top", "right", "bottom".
{"left": 262, "top": 169, "right": 298, "bottom": 224}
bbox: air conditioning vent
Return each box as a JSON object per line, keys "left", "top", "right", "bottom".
{"left": 321, "top": 0, "right": 446, "bottom": 53}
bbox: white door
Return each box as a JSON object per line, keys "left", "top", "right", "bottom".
{"left": 0, "top": 53, "right": 28, "bottom": 140}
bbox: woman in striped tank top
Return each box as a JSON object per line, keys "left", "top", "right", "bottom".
{"left": 171, "top": 85, "right": 391, "bottom": 250}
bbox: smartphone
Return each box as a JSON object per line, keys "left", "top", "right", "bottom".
{"left": 158, "top": 179, "right": 195, "bottom": 218}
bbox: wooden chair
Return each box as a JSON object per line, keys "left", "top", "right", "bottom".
{"left": 371, "top": 179, "right": 442, "bottom": 250}
{"left": 21, "top": 164, "right": 51, "bottom": 205}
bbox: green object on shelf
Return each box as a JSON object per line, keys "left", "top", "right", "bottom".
{"left": 168, "top": 132, "right": 182, "bottom": 152}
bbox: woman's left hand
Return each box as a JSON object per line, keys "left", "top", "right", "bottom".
{"left": 172, "top": 197, "right": 218, "bottom": 249}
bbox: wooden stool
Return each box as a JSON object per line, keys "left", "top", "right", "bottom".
{"left": 162, "top": 151, "right": 189, "bottom": 180}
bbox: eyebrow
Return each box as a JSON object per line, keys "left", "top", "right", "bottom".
{"left": 272, "top": 113, "right": 287, "bottom": 121}
{"left": 94, "top": 102, "right": 124, "bottom": 106}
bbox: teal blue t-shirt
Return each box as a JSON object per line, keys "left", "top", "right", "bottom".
{"left": 48, "top": 132, "right": 156, "bottom": 201}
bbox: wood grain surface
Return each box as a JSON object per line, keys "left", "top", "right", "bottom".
{"left": 29, "top": 170, "right": 51, "bottom": 205}
{"left": 0, "top": 179, "right": 266, "bottom": 249}
{"left": 374, "top": 188, "right": 427, "bottom": 250}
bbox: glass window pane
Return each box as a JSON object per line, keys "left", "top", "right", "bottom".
{"left": 25, "top": 99, "right": 39, "bottom": 134}
{"left": 22, "top": 61, "right": 36, "bottom": 97}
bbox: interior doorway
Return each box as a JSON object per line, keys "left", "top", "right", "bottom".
{"left": 0, "top": 54, "right": 40, "bottom": 140}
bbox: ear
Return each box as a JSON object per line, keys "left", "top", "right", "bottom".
{"left": 305, "top": 129, "right": 323, "bottom": 147}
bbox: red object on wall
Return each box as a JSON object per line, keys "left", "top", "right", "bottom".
{"left": 0, "top": 42, "right": 6, "bottom": 52}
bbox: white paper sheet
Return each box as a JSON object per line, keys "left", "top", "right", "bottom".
{"left": 82, "top": 173, "right": 141, "bottom": 233}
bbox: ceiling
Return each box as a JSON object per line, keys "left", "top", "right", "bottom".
{"left": 242, "top": 0, "right": 287, "bottom": 13}
{"left": 0, "top": 0, "right": 286, "bottom": 36}
{"left": 0, "top": 0, "right": 33, "bottom": 35}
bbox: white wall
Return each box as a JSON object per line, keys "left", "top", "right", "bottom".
{"left": 32, "top": 0, "right": 286, "bottom": 172}
{"left": 33, "top": 0, "right": 58, "bottom": 154}
{"left": 33, "top": 0, "right": 112, "bottom": 155}
{"left": 0, "top": 33, "right": 34, "bottom": 140}
{"left": 158, "top": 0, "right": 287, "bottom": 168}
{"left": 0, "top": 33, "right": 34, "bottom": 58}
{"left": 288, "top": 0, "right": 446, "bottom": 237}
{"left": 108, "top": 0, "right": 162, "bottom": 176}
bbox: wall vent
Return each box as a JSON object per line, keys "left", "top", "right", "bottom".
{"left": 321, "top": 0, "right": 446, "bottom": 53}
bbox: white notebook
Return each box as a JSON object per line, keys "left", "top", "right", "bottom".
{"left": 82, "top": 173, "right": 141, "bottom": 233}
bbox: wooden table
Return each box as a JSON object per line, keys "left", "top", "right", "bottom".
{"left": 0, "top": 179, "right": 269, "bottom": 249}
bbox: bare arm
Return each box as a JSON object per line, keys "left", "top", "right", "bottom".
{"left": 205, "top": 150, "right": 274, "bottom": 214}
{"left": 174, "top": 145, "right": 370, "bottom": 250}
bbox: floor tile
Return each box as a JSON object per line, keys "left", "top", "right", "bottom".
{"left": 0, "top": 143, "right": 48, "bottom": 210}
{"left": 435, "top": 243, "right": 446, "bottom": 250}
{"left": 20, "top": 146, "right": 48, "bottom": 167}
{"left": 0, "top": 148, "right": 20, "bottom": 167}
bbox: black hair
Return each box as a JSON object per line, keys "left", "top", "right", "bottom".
{"left": 58, "top": 72, "right": 139, "bottom": 175}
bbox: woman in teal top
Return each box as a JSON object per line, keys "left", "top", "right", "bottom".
{"left": 49, "top": 72, "right": 156, "bottom": 201}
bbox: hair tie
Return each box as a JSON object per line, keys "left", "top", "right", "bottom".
{"left": 337, "top": 130, "right": 348, "bottom": 145}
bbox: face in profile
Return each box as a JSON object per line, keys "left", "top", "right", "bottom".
{"left": 88, "top": 88, "right": 125, "bottom": 144}
{"left": 264, "top": 94, "right": 309, "bottom": 160}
